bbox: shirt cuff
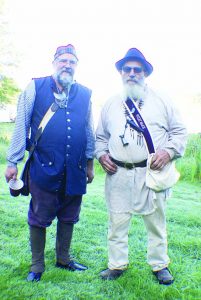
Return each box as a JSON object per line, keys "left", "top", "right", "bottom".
{"left": 162, "top": 148, "right": 175, "bottom": 160}
{"left": 7, "top": 161, "right": 17, "bottom": 168}
{"left": 95, "top": 151, "right": 108, "bottom": 161}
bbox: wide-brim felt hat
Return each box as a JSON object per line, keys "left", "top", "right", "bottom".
{"left": 115, "top": 48, "right": 153, "bottom": 76}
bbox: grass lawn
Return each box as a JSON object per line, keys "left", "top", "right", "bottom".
{"left": 0, "top": 162, "right": 201, "bottom": 300}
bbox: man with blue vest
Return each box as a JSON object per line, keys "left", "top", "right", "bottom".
{"left": 5, "top": 44, "right": 95, "bottom": 282}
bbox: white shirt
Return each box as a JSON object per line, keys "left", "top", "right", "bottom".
{"left": 95, "top": 87, "right": 187, "bottom": 214}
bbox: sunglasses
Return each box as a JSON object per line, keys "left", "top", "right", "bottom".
{"left": 122, "top": 66, "right": 143, "bottom": 74}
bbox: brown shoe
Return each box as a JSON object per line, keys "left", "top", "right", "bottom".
{"left": 100, "top": 268, "right": 125, "bottom": 280}
{"left": 153, "top": 268, "right": 174, "bottom": 285}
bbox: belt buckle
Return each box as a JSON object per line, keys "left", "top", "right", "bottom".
{"left": 124, "top": 162, "right": 134, "bottom": 170}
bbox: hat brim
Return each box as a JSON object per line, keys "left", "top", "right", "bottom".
{"left": 115, "top": 56, "right": 153, "bottom": 76}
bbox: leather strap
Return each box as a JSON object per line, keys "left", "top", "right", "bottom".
{"left": 124, "top": 98, "right": 155, "bottom": 154}
{"left": 29, "top": 102, "right": 58, "bottom": 155}
{"left": 111, "top": 157, "right": 147, "bottom": 169}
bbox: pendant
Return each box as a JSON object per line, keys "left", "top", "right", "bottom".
{"left": 137, "top": 133, "right": 143, "bottom": 146}
{"left": 53, "top": 91, "right": 66, "bottom": 101}
{"left": 51, "top": 102, "right": 59, "bottom": 112}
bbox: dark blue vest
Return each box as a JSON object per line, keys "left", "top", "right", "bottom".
{"left": 29, "top": 76, "right": 91, "bottom": 195}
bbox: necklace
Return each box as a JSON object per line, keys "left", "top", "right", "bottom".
{"left": 120, "top": 101, "right": 144, "bottom": 147}
{"left": 53, "top": 89, "right": 68, "bottom": 109}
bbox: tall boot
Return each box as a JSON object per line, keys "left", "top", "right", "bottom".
{"left": 55, "top": 221, "right": 88, "bottom": 271}
{"left": 56, "top": 221, "right": 73, "bottom": 265}
{"left": 29, "top": 225, "right": 46, "bottom": 273}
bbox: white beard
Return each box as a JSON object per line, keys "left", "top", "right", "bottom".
{"left": 123, "top": 83, "right": 146, "bottom": 101}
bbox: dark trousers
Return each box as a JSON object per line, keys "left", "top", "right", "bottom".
{"left": 28, "top": 175, "right": 82, "bottom": 227}
{"left": 28, "top": 176, "right": 82, "bottom": 272}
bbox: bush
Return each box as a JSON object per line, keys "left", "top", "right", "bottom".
{"left": 0, "top": 123, "right": 200, "bottom": 182}
{"left": 0, "top": 76, "right": 20, "bottom": 105}
{"left": 176, "top": 134, "right": 201, "bottom": 182}
{"left": 0, "top": 123, "right": 14, "bottom": 163}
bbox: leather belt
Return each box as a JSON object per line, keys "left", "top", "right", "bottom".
{"left": 111, "top": 157, "right": 147, "bottom": 169}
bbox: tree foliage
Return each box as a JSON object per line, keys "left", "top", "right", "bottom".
{"left": 0, "top": 75, "right": 20, "bottom": 105}
{"left": 0, "top": 0, "right": 21, "bottom": 104}
{"left": 0, "top": 0, "right": 19, "bottom": 73}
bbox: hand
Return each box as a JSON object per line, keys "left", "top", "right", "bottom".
{"left": 150, "top": 149, "right": 171, "bottom": 170}
{"left": 99, "top": 154, "right": 117, "bottom": 175}
{"left": 5, "top": 166, "right": 18, "bottom": 183}
{"left": 86, "top": 160, "right": 94, "bottom": 183}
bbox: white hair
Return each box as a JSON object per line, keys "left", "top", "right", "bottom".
{"left": 123, "top": 83, "right": 146, "bottom": 101}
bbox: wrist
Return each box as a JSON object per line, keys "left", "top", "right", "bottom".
{"left": 7, "top": 161, "right": 17, "bottom": 168}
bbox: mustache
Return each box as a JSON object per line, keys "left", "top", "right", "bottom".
{"left": 59, "top": 67, "right": 73, "bottom": 76}
{"left": 127, "top": 79, "right": 139, "bottom": 84}
{"left": 127, "top": 76, "right": 143, "bottom": 85}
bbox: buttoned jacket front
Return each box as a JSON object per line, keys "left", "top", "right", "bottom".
{"left": 29, "top": 76, "right": 92, "bottom": 195}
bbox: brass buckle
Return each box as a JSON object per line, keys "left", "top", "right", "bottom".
{"left": 124, "top": 162, "right": 134, "bottom": 169}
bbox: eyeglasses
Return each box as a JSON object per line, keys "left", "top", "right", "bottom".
{"left": 56, "top": 58, "right": 77, "bottom": 65}
{"left": 122, "top": 66, "right": 143, "bottom": 74}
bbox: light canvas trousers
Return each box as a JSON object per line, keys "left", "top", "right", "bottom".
{"left": 108, "top": 192, "right": 170, "bottom": 271}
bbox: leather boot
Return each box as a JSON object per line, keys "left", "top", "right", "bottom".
{"left": 100, "top": 268, "right": 125, "bottom": 280}
{"left": 153, "top": 268, "right": 174, "bottom": 285}
{"left": 56, "top": 221, "right": 73, "bottom": 265}
{"left": 29, "top": 225, "right": 46, "bottom": 273}
{"left": 55, "top": 221, "right": 88, "bottom": 271}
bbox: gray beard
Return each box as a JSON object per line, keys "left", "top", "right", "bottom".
{"left": 57, "top": 72, "right": 73, "bottom": 89}
{"left": 123, "top": 83, "right": 146, "bottom": 101}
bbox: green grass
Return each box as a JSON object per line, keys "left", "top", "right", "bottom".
{"left": 0, "top": 165, "right": 201, "bottom": 299}
{"left": 0, "top": 122, "right": 201, "bottom": 299}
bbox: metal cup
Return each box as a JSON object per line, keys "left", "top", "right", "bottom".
{"left": 9, "top": 179, "right": 24, "bottom": 197}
